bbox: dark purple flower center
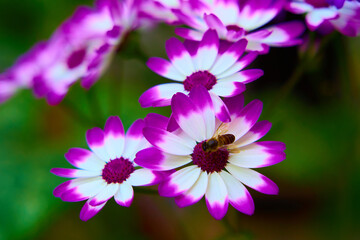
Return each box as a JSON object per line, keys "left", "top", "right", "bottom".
{"left": 102, "top": 157, "right": 135, "bottom": 184}
{"left": 183, "top": 71, "right": 217, "bottom": 91}
{"left": 305, "top": 0, "right": 329, "bottom": 7}
{"left": 192, "top": 141, "right": 229, "bottom": 173}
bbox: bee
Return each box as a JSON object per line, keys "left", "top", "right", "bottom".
{"left": 202, "top": 134, "right": 236, "bottom": 152}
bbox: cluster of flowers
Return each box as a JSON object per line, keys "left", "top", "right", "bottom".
{"left": 1, "top": 0, "right": 359, "bottom": 221}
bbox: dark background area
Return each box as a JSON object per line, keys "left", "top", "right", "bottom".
{"left": 0, "top": 0, "right": 359, "bottom": 239}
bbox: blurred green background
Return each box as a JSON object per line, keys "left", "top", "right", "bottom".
{"left": 0, "top": 0, "right": 359, "bottom": 239}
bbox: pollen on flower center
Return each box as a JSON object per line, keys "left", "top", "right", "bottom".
{"left": 192, "top": 141, "right": 229, "bottom": 173}
{"left": 102, "top": 157, "right": 135, "bottom": 184}
{"left": 183, "top": 71, "right": 217, "bottom": 91}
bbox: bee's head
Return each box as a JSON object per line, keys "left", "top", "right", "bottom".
{"left": 202, "top": 139, "right": 218, "bottom": 152}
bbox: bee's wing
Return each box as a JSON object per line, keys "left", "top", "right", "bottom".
{"left": 212, "top": 123, "right": 230, "bottom": 138}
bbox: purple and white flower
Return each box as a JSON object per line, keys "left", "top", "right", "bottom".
{"left": 173, "top": 0, "right": 305, "bottom": 53}
{"left": 51, "top": 116, "right": 162, "bottom": 221}
{"left": 139, "top": 29, "right": 263, "bottom": 119}
{"left": 135, "top": 86, "right": 286, "bottom": 220}
{"left": 286, "top": 0, "right": 360, "bottom": 36}
{"left": 0, "top": 0, "right": 152, "bottom": 105}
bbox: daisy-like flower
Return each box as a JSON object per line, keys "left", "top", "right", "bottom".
{"left": 173, "top": 0, "right": 305, "bottom": 54}
{"left": 0, "top": 0, "right": 153, "bottom": 105}
{"left": 139, "top": 29, "right": 263, "bottom": 120}
{"left": 33, "top": 0, "right": 137, "bottom": 104}
{"left": 135, "top": 86, "right": 286, "bottom": 220}
{"left": 286, "top": 0, "right": 360, "bottom": 36}
{"left": 51, "top": 116, "right": 163, "bottom": 221}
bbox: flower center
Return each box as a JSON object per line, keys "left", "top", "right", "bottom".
{"left": 102, "top": 157, "right": 135, "bottom": 184}
{"left": 183, "top": 71, "right": 217, "bottom": 92}
{"left": 192, "top": 141, "right": 229, "bottom": 173}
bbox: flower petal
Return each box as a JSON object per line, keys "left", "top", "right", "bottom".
{"left": 211, "top": 81, "right": 246, "bottom": 97}
{"left": 171, "top": 92, "right": 207, "bottom": 142}
{"left": 175, "top": 171, "right": 208, "bottom": 208}
{"left": 219, "top": 69, "right": 264, "bottom": 85}
{"left": 135, "top": 147, "right": 191, "bottom": 171}
{"left": 147, "top": 57, "right": 185, "bottom": 81}
{"left": 127, "top": 168, "right": 164, "bottom": 186}
{"left": 306, "top": 9, "right": 338, "bottom": 30}
{"left": 229, "top": 142, "right": 286, "bottom": 168}
{"left": 204, "top": 13, "right": 227, "bottom": 37}
{"left": 143, "top": 127, "right": 195, "bottom": 155}
{"left": 217, "top": 52, "right": 258, "bottom": 79}
{"left": 114, "top": 181, "right": 134, "bottom": 207}
{"left": 51, "top": 168, "right": 101, "bottom": 178}
{"left": 166, "top": 38, "right": 195, "bottom": 76}
{"left": 64, "top": 148, "right": 105, "bottom": 171}
{"left": 205, "top": 172, "right": 229, "bottom": 220}
{"left": 139, "top": 83, "right": 185, "bottom": 108}
{"left": 220, "top": 171, "right": 254, "bottom": 215}
{"left": 227, "top": 99, "right": 263, "bottom": 140}
{"left": 86, "top": 127, "right": 110, "bottom": 161}
{"left": 158, "top": 165, "right": 201, "bottom": 197}
{"left": 80, "top": 199, "right": 106, "bottom": 221}
{"left": 175, "top": 28, "right": 203, "bottom": 41}
{"left": 189, "top": 86, "right": 215, "bottom": 139}
{"left": 144, "top": 113, "right": 169, "bottom": 130}
{"left": 209, "top": 92, "right": 231, "bottom": 123}
{"left": 257, "top": 21, "right": 305, "bottom": 46}
{"left": 226, "top": 163, "right": 279, "bottom": 195}
{"left": 222, "top": 93, "right": 244, "bottom": 118}
{"left": 193, "top": 29, "right": 219, "bottom": 70}
{"left": 122, "top": 119, "right": 146, "bottom": 159}
{"left": 60, "top": 177, "right": 108, "bottom": 202}
{"left": 104, "top": 116, "right": 125, "bottom": 160}
{"left": 127, "top": 168, "right": 163, "bottom": 186}
{"left": 210, "top": 39, "right": 247, "bottom": 76}
{"left": 234, "top": 120, "right": 272, "bottom": 147}
{"left": 89, "top": 183, "right": 119, "bottom": 206}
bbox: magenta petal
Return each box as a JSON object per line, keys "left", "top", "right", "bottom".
{"left": 147, "top": 57, "right": 184, "bottom": 81}
{"left": 189, "top": 85, "right": 213, "bottom": 113}
{"left": 104, "top": 116, "right": 124, "bottom": 139}
{"left": 257, "top": 141, "right": 286, "bottom": 151}
{"left": 86, "top": 127, "right": 105, "bottom": 149}
{"left": 80, "top": 199, "right": 106, "bottom": 221}
{"left": 142, "top": 127, "right": 194, "bottom": 155}
{"left": 139, "top": 83, "right": 184, "bottom": 108}
{"left": 134, "top": 147, "right": 165, "bottom": 170}
{"left": 51, "top": 168, "right": 77, "bottom": 178}
{"left": 171, "top": 92, "right": 207, "bottom": 142}
{"left": 135, "top": 147, "right": 190, "bottom": 171}
{"left": 223, "top": 94, "right": 245, "bottom": 117}
{"left": 53, "top": 180, "right": 72, "bottom": 198}
{"left": 144, "top": 113, "right": 169, "bottom": 130}
{"left": 205, "top": 200, "right": 229, "bottom": 220}
{"left": 241, "top": 99, "right": 263, "bottom": 125}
